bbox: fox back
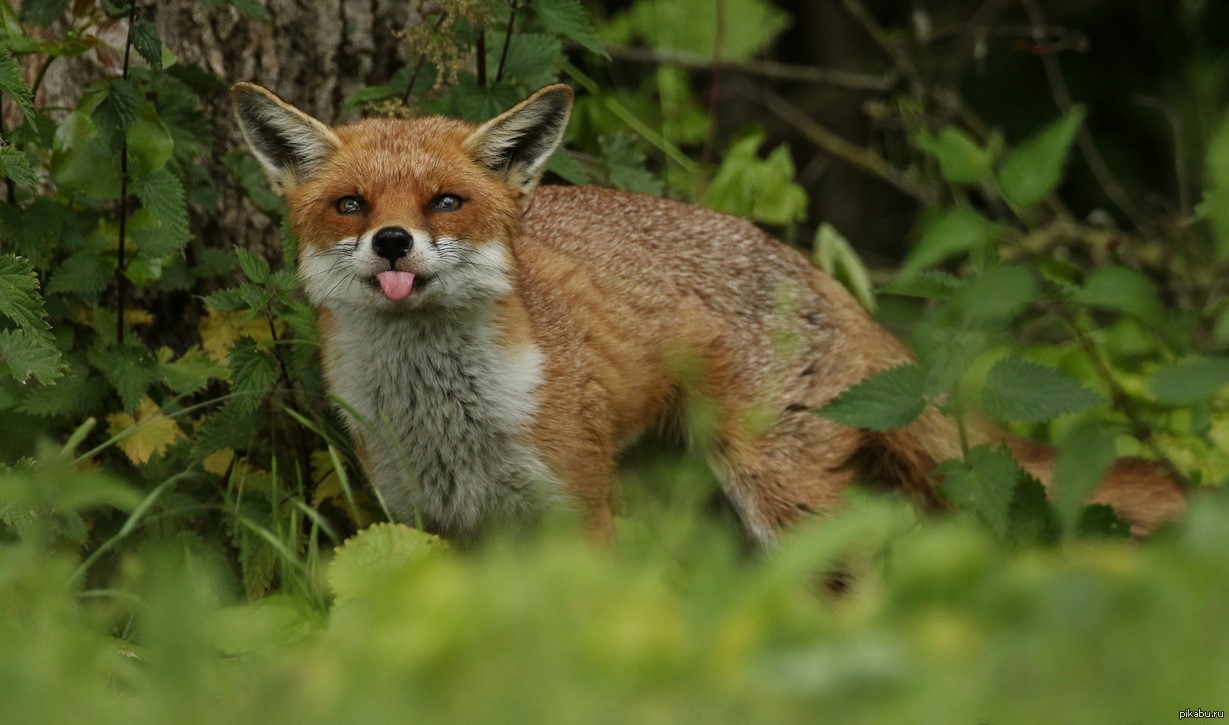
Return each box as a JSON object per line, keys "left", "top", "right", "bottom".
{"left": 231, "top": 83, "right": 1184, "bottom": 542}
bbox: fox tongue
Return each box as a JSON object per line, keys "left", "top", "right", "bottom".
{"left": 376, "top": 270, "right": 416, "bottom": 301}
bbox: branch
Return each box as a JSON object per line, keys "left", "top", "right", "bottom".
{"left": 599, "top": 44, "right": 897, "bottom": 93}
{"left": 1019, "top": 0, "right": 1143, "bottom": 228}
{"left": 756, "top": 88, "right": 936, "bottom": 204}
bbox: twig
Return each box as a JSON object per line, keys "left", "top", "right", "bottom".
{"left": 1133, "top": 94, "right": 1190, "bottom": 219}
{"left": 495, "top": 0, "right": 518, "bottom": 83}
{"left": 838, "top": 0, "right": 922, "bottom": 90}
{"left": 402, "top": 12, "right": 448, "bottom": 103}
{"left": 756, "top": 87, "right": 936, "bottom": 204}
{"left": 1019, "top": 0, "right": 1143, "bottom": 228}
{"left": 116, "top": 0, "right": 138, "bottom": 345}
{"left": 701, "top": 0, "right": 726, "bottom": 165}
{"left": 476, "top": 30, "right": 486, "bottom": 87}
{"left": 600, "top": 44, "right": 897, "bottom": 92}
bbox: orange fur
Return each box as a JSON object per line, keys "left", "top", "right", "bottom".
{"left": 231, "top": 82, "right": 1185, "bottom": 542}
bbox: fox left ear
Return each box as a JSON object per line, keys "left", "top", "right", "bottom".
{"left": 230, "top": 82, "right": 340, "bottom": 193}
{"left": 464, "top": 84, "right": 573, "bottom": 194}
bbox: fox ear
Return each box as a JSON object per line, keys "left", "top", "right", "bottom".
{"left": 230, "top": 82, "right": 340, "bottom": 193}
{"left": 464, "top": 84, "right": 573, "bottom": 194}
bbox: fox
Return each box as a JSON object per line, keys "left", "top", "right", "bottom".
{"left": 230, "top": 81, "right": 1185, "bottom": 544}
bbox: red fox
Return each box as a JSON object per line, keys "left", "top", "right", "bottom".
{"left": 230, "top": 82, "right": 1184, "bottom": 543}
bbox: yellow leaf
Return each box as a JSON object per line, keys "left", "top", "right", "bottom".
{"left": 199, "top": 308, "right": 278, "bottom": 363}
{"left": 123, "top": 309, "right": 155, "bottom": 326}
{"left": 202, "top": 448, "right": 235, "bottom": 475}
{"left": 106, "top": 397, "right": 185, "bottom": 465}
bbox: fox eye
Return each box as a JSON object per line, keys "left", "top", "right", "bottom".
{"left": 433, "top": 194, "right": 463, "bottom": 212}
{"left": 335, "top": 196, "right": 365, "bottom": 215}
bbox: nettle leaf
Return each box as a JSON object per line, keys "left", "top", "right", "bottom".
{"left": 107, "top": 397, "right": 184, "bottom": 465}
{"left": 812, "top": 223, "right": 875, "bottom": 311}
{"left": 328, "top": 523, "right": 447, "bottom": 601}
{"left": 533, "top": 0, "right": 605, "bottom": 57}
{"left": 235, "top": 248, "right": 272, "bottom": 284}
{"left": 92, "top": 78, "right": 140, "bottom": 151}
{"left": 609, "top": 0, "right": 790, "bottom": 61}
{"left": 0, "top": 328, "right": 61, "bottom": 384}
{"left": 599, "top": 133, "right": 662, "bottom": 195}
{"left": 0, "top": 198, "right": 68, "bottom": 267}
{"left": 223, "top": 150, "right": 284, "bottom": 216}
{"left": 0, "top": 50, "right": 35, "bottom": 126}
{"left": 0, "top": 253, "right": 49, "bottom": 332}
{"left": 950, "top": 265, "right": 1039, "bottom": 322}
{"left": 195, "top": 399, "right": 260, "bottom": 454}
{"left": 982, "top": 357, "right": 1103, "bottom": 422}
{"left": 130, "top": 18, "right": 162, "bottom": 70}
{"left": 47, "top": 249, "right": 112, "bottom": 296}
{"left": 137, "top": 168, "right": 191, "bottom": 257}
{"left": 915, "top": 126, "right": 991, "bottom": 185}
{"left": 491, "top": 33, "right": 563, "bottom": 90}
{"left": 204, "top": 283, "right": 268, "bottom": 312}
{"left": 1149, "top": 356, "right": 1229, "bottom": 406}
{"left": 702, "top": 134, "right": 806, "bottom": 226}
{"left": 878, "top": 270, "right": 962, "bottom": 299}
{"left": 937, "top": 445, "right": 1023, "bottom": 537}
{"left": 228, "top": 336, "right": 279, "bottom": 412}
{"left": 451, "top": 76, "right": 523, "bottom": 123}
{"left": 91, "top": 344, "right": 159, "bottom": 411}
{"left": 1074, "top": 265, "right": 1165, "bottom": 327}
{"left": 21, "top": 0, "right": 71, "bottom": 26}
{"left": 17, "top": 362, "right": 105, "bottom": 417}
{"left": 901, "top": 208, "right": 1000, "bottom": 275}
{"left": 997, "top": 106, "right": 1085, "bottom": 210}
{"left": 1052, "top": 419, "right": 1117, "bottom": 535}
{"left": 817, "top": 364, "right": 927, "bottom": 431}
{"left": 0, "top": 146, "right": 36, "bottom": 187}
{"left": 158, "top": 346, "right": 224, "bottom": 395}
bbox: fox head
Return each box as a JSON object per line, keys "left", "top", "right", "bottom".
{"left": 230, "top": 83, "right": 573, "bottom": 312}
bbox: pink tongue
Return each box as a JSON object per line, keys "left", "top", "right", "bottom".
{"left": 376, "top": 270, "right": 416, "bottom": 301}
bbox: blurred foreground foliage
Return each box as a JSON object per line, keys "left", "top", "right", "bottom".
{"left": 1, "top": 0, "right": 1229, "bottom": 720}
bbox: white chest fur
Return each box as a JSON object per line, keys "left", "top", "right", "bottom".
{"left": 322, "top": 307, "right": 556, "bottom": 537}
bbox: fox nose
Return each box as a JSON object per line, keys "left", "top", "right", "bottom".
{"left": 372, "top": 226, "right": 413, "bottom": 263}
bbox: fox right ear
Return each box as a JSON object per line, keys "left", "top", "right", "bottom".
{"left": 230, "top": 82, "right": 339, "bottom": 193}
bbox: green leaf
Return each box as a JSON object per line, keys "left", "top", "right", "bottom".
{"left": 327, "top": 523, "right": 447, "bottom": 601}
{"left": 546, "top": 148, "right": 591, "bottom": 185}
{"left": 137, "top": 168, "right": 191, "bottom": 257}
{"left": 91, "top": 344, "right": 157, "bottom": 411}
{"left": 159, "top": 347, "right": 224, "bottom": 395}
{"left": 194, "top": 399, "right": 260, "bottom": 454}
{"left": 0, "top": 253, "right": 48, "bottom": 332}
{"left": 1074, "top": 265, "right": 1164, "bottom": 326}
{"left": 950, "top": 265, "right": 1039, "bottom": 322}
{"left": 223, "top": 150, "right": 284, "bottom": 216}
{"left": 451, "top": 76, "right": 522, "bottom": 123}
{"left": 608, "top": 0, "right": 790, "bottom": 61}
{"left": 47, "top": 249, "right": 112, "bottom": 296}
{"left": 235, "top": 248, "right": 272, "bottom": 284}
{"left": 490, "top": 33, "right": 563, "bottom": 90}
{"left": 878, "top": 270, "right": 962, "bottom": 299}
{"left": 997, "top": 107, "right": 1085, "bottom": 209}
{"left": 533, "top": 0, "right": 606, "bottom": 57}
{"left": 92, "top": 79, "right": 140, "bottom": 151}
{"left": 1149, "top": 356, "right": 1229, "bottom": 405}
{"left": 937, "top": 445, "right": 1023, "bottom": 537}
{"left": 817, "top": 364, "right": 927, "bottom": 431}
{"left": 1052, "top": 419, "right": 1117, "bottom": 535}
{"left": 702, "top": 134, "right": 806, "bottom": 225}
{"left": 228, "top": 336, "right": 278, "bottom": 412}
{"left": 206, "top": 596, "right": 319, "bottom": 656}
{"left": 17, "top": 363, "right": 105, "bottom": 417}
{"left": 21, "top": 0, "right": 70, "bottom": 26}
{"left": 0, "top": 328, "right": 61, "bottom": 384}
{"left": 130, "top": 18, "right": 162, "bottom": 70}
{"left": 599, "top": 133, "right": 662, "bottom": 195}
{"left": 198, "top": 0, "right": 269, "bottom": 20}
{"left": 915, "top": 126, "right": 991, "bottom": 185}
{"left": 812, "top": 223, "right": 875, "bottom": 311}
{"left": 901, "top": 208, "right": 1000, "bottom": 275}
{"left": 0, "top": 146, "right": 36, "bottom": 187}
{"left": 982, "top": 357, "right": 1103, "bottom": 422}
{"left": 0, "top": 49, "right": 35, "bottom": 126}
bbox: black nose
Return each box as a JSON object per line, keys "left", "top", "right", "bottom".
{"left": 372, "top": 226, "right": 413, "bottom": 263}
